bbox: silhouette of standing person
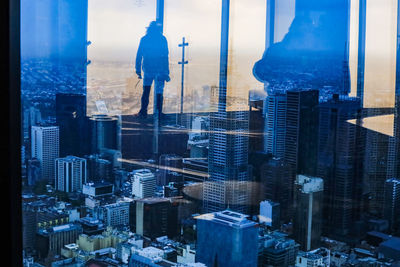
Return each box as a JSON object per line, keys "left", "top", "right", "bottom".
{"left": 135, "top": 21, "right": 170, "bottom": 119}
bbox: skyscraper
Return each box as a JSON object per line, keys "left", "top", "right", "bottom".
{"left": 130, "top": 169, "right": 156, "bottom": 199}
{"left": 31, "top": 126, "right": 59, "bottom": 184}
{"left": 363, "top": 128, "right": 391, "bottom": 216}
{"left": 261, "top": 157, "right": 292, "bottom": 222}
{"left": 55, "top": 156, "right": 87, "bottom": 193}
{"left": 158, "top": 154, "right": 183, "bottom": 186}
{"left": 56, "top": 93, "right": 88, "bottom": 157}
{"left": 204, "top": 110, "right": 251, "bottom": 213}
{"left": 196, "top": 210, "right": 258, "bottom": 267}
{"left": 84, "top": 154, "right": 112, "bottom": 183}
{"left": 264, "top": 92, "right": 287, "bottom": 157}
{"left": 284, "top": 89, "right": 319, "bottom": 177}
{"left": 383, "top": 178, "right": 400, "bottom": 234}
{"left": 27, "top": 158, "right": 41, "bottom": 186}
{"left": 317, "top": 95, "right": 363, "bottom": 237}
{"left": 293, "top": 175, "right": 324, "bottom": 251}
{"left": 203, "top": 0, "right": 251, "bottom": 214}
{"left": 89, "top": 115, "right": 120, "bottom": 154}
{"left": 135, "top": 198, "right": 178, "bottom": 239}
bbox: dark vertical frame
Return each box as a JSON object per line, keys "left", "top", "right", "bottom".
{"left": 156, "top": 0, "right": 164, "bottom": 32}
{"left": 265, "top": 0, "right": 275, "bottom": 50}
{"left": 218, "top": 0, "right": 230, "bottom": 113}
{"left": 357, "top": 0, "right": 366, "bottom": 106}
{"left": 3, "top": 0, "right": 22, "bottom": 265}
{"left": 394, "top": 0, "right": 400, "bottom": 177}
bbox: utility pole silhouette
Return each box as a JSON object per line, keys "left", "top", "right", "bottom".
{"left": 178, "top": 37, "right": 189, "bottom": 126}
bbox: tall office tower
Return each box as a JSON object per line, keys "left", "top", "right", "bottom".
{"left": 23, "top": 106, "right": 41, "bottom": 141}
{"left": 263, "top": 92, "right": 287, "bottom": 157}
{"left": 55, "top": 156, "right": 87, "bottom": 193}
{"left": 317, "top": 95, "right": 363, "bottom": 237}
{"left": 204, "top": 109, "right": 251, "bottom": 213}
{"left": 293, "top": 175, "right": 324, "bottom": 251}
{"left": 394, "top": 0, "right": 400, "bottom": 180}
{"left": 130, "top": 169, "right": 156, "bottom": 199}
{"left": 182, "top": 158, "right": 209, "bottom": 182}
{"left": 285, "top": 89, "right": 319, "bottom": 177}
{"left": 84, "top": 154, "right": 112, "bottom": 183}
{"left": 383, "top": 178, "right": 400, "bottom": 234}
{"left": 261, "top": 157, "right": 292, "bottom": 222}
{"left": 89, "top": 115, "right": 120, "bottom": 154}
{"left": 27, "top": 158, "right": 41, "bottom": 186}
{"left": 31, "top": 126, "right": 59, "bottom": 184}
{"left": 99, "top": 201, "right": 131, "bottom": 227}
{"left": 135, "top": 198, "right": 179, "bottom": 239}
{"left": 56, "top": 93, "right": 89, "bottom": 157}
{"left": 259, "top": 200, "right": 280, "bottom": 230}
{"left": 363, "top": 129, "right": 391, "bottom": 216}
{"left": 158, "top": 154, "right": 183, "bottom": 186}
{"left": 196, "top": 210, "right": 258, "bottom": 267}
{"left": 203, "top": 0, "right": 251, "bottom": 214}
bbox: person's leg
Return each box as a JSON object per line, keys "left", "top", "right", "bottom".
{"left": 155, "top": 77, "right": 165, "bottom": 118}
{"left": 138, "top": 74, "right": 154, "bottom": 117}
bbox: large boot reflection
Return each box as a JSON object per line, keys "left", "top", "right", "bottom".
{"left": 253, "top": 0, "right": 350, "bottom": 97}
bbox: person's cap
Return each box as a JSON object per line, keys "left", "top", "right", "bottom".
{"left": 147, "top": 21, "right": 162, "bottom": 29}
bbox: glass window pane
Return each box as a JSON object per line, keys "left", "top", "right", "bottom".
{"left": 87, "top": 0, "right": 157, "bottom": 115}
{"left": 164, "top": 0, "right": 221, "bottom": 113}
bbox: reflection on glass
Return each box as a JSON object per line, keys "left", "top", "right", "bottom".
{"left": 227, "top": 0, "right": 266, "bottom": 110}
{"left": 164, "top": 0, "right": 221, "bottom": 113}
{"left": 19, "top": 0, "right": 400, "bottom": 266}
{"left": 363, "top": 0, "right": 397, "bottom": 108}
{"left": 87, "top": 0, "right": 156, "bottom": 115}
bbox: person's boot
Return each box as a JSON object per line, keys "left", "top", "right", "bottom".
{"left": 156, "top": 93, "right": 166, "bottom": 121}
{"left": 137, "top": 86, "right": 151, "bottom": 118}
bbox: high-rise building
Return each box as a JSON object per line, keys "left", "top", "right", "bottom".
{"left": 158, "top": 154, "right": 183, "bottom": 186}
{"left": 27, "top": 158, "right": 41, "bottom": 186}
{"left": 182, "top": 158, "right": 208, "bottom": 182}
{"left": 84, "top": 154, "right": 113, "bottom": 183}
{"left": 383, "top": 178, "right": 400, "bottom": 234}
{"left": 130, "top": 169, "right": 156, "bottom": 199}
{"left": 284, "top": 89, "right": 319, "bottom": 177}
{"left": 259, "top": 200, "right": 280, "bottom": 230}
{"left": 317, "top": 95, "right": 364, "bottom": 237}
{"left": 31, "top": 126, "right": 59, "bottom": 184}
{"left": 261, "top": 157, "right": 292, "bottom": 222}
{"left": 23, "top": 106, "right": 42, "bottom": 142}
{"left": 196, "top": 210, "right": 258, "bottom": 267}
{"left": 89, "top": 114, "right": 120, "bottom": 154}
{"left": 55, "top": 156, "right": 87, "bottom": 192}
{"left": 134, "top": 198, "right": 179, "bottom": 239}
{"left": 363, "top": 128, "right": 391, "bottom": 216}
{"left": 203, "top": 110, "right": 251, "bottom": 213}
{"left": 99, "top": 201, "right": 131, "bottom": 228}
{"left": 264, "top": 92, "right": 287, "bottom": 157}
{"left": 203, "top": 0, "right": 251, "bottom": 214}
{"left": 293, "top": 175, "right": 324, "bottom": 251}
{"left": 56, "top": 93, "right": 89, "bottom": 157}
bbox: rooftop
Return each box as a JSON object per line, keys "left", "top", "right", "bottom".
{"left": 196, "top": 210, "right": 257, "bottom": 229}
{"left": 380, "top": 237, "right": 400, "bottom": 251}
{"left": 136, "top": 197, "right": 171, "bottom": 204}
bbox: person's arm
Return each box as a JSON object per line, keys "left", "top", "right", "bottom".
{"left": 162, "top": 37, "right": 170, "bottom": 76}
{"left": 135, "top": 37, "right": 144, "bottom": 78}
